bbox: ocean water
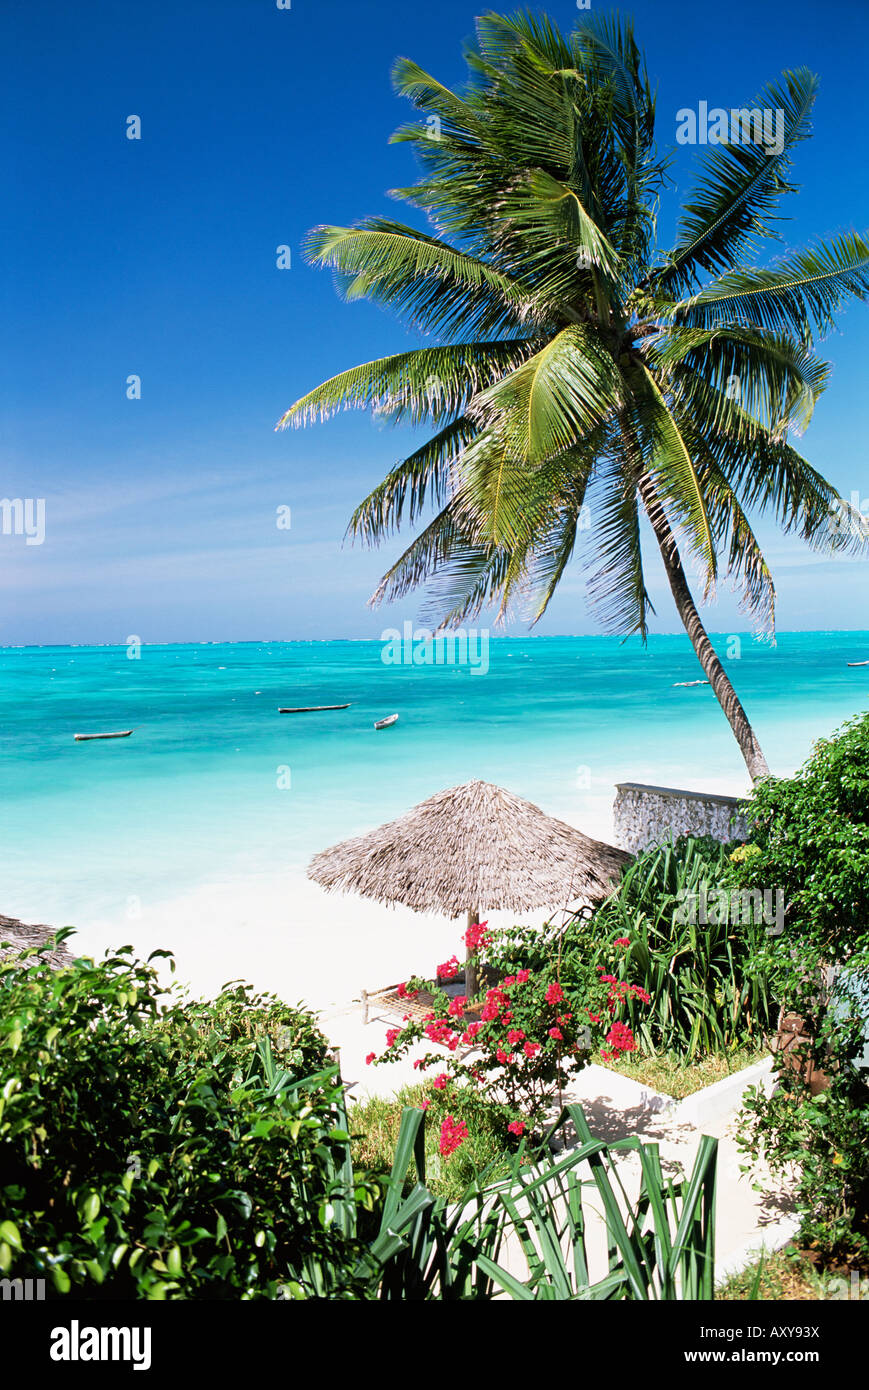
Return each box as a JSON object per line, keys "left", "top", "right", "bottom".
{"left": 1, "top": 632, "right": 868, "bottom": 935}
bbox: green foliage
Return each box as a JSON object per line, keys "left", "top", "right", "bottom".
{"left": 571, "top": 837, "right": 776, "bottom": 1057}
{"left": 732, "top": 713, "right": 869, "bottom": 1261}
{"left": 477, "top": 1105, "right": 718, "bottom": 1301}
{"left": 731, "top": 711, "right": 869, "bottom": 992}
{"left": 0, "top": 938, "right": 377, "bottom": 1299}
{"left": 738, "top": 1079, "right": 869, "bottom": 1264}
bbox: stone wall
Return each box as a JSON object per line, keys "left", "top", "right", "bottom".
{"left": 613, "top": 782, "right": 748, "bottom": 856}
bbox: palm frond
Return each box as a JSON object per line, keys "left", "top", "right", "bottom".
{"left": 668, "top": 233, "right": 869, "bottom": 340}
{"left": 304, "top": 220, "right": 539, "bottom": 338}
{"left": 347, "top": 416, "right": 477, "bottom": 545}
{"left": 655, "top": 325, "right": 829, "bottom": 436}
{"left": 276, "top": 339, "right": 538, "bottom": 431}
{"left": 656, "top": 69, "right": 818, "bottom": 295}
{"left": 467, "top": 325, "right": 622, "bottom": 466}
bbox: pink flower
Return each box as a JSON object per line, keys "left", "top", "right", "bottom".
{"left": 420, "top": 1099, "right": 430, "bottom": 1110}
{"left": 439, "top": 1115, "right": 469, "bottom": 1157}
{"left": 604, "top": 1021, "right": 636, "bottom": 1055}
{"left": 545, "top": 981, "right": 565, "bottom": 1006}
{"left": 614, "top": 937, "right": 630, "bottom": 948}
{"left": 365, "top": 1052, "right": 376, "bottom": 1065}
{"left": 448, "top": 995, "right": 467, "bottom": 1018}
{"left": 462, "top": 1022, "right": 483, "bottom": 1045}
{"left": 507, "top": 1029, "right": 525, "bottom": 1045}
{"left": 548, "top": 1027, "right": 563, "bottom": 1041}
{"left": 516, "top": 969, "right": 530, "bottom": 984}
{"left": 385, "top": 1028, "right": 400, "bottom": 1048}
{"left": 432, "top": 1073, "right": 449, "bottom": 1090}
{"left": 437, "top": 956, "right": 460, "bottom": 981}
{"left": 464, "top": 920, "right": 492, "bottom": 952}
{"left": 523, "top": 1041, "right": 541, "bottom": 1059}
{"left": 424, "top": 1019, "right": 458, "bottom": 1047}
{"left": 507, "top": 1120, "right": 525, "bottom": 1136}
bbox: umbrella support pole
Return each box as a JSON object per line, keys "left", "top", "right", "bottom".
{"left": 465, "top": 907, "right": 480, "bottom": 1001}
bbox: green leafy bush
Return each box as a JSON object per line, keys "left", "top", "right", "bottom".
{"left": 572, "top": 837, "right": 776, "bottom": 1057}
{"left": 731, "top": 711, "right": 869, "bottom": 995}
{"left": 0, "top": 937, "right": 375, "bottom": 1299}
{"left": 731, "top": 713, "right": 869, "bottom": 1261}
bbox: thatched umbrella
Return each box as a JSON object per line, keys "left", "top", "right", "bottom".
{"left": 0, "top": 914, "right": 74, "bottom": 971}
{"left": 307, "top": 780, "right": 631, "bottom": 997}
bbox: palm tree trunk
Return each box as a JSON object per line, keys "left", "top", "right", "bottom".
{"left": 637, "top": 473, "right": 770, "bottom": 782}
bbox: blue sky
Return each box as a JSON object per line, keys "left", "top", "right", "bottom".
{"left": 2, "top": 0, "right": 868, "bottom": 644}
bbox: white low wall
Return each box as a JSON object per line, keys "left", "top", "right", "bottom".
{"left": 613, "top": 781, "right": 748, "bottom": 855}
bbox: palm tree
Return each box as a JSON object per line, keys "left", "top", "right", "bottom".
{"left": 277, "top": 10, "right": 869, "bottom": 781}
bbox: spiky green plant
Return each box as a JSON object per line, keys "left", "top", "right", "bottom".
{"left": 277, "top": 9, "right": 869, "bottom": 780}
{"left": 576, "top": 837, "right": 776, "bottom": 1056}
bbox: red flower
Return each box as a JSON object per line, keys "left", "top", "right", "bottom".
{"left": 507, "top": 1121, "right": 525, "bottom": 1136}
{"left": 462, "top": 1022, "right": 483, "bottom": 1045}
{"left": 448, "top": 995, "right": 467, "bottom": 1018}
{"left": 548, "top": 1027, "right": 563, "bottom": 1041}
{"left": 420, "top": 1099, "right": 430, "bottom": 1110}
{"left": 614, "top": 937, "right": 630, "bottom": 948}
{"left": 545, "top": 981, "right": 564, "bottom": 1006}
{"left": 587, "top": 1010, "right": 601, "bottom": 1023}
{"left": 439, "top": 1115, "right": 469, "bottom": 1157}
{"left": 432, "top": 1072, "right": 449, "bottom": 1090}
{"left": 516, "top": 969, "right": 530, "bottom": 984}
{"left": 464, "top": 920, "right": 492, "bottom": 952}
{"left": 385, "top": 1028, "right": 400, "bottom": 1048}
{"left": 604, "top": 1021, "right": 636, "bottom": 1055}
{"left": 437, "top": 955, "right": 460, "bottom": 981}
{"left": 424, "top": 1019, "right": 458, "bottom": 1048}
{"left": 507, "top": 1028, "right": 525, "bottom": 1045}
{"left": 397, "top": 981, "right": 418, "bottom": 999}
{"left": 523, "top": 1041, "right": 541, "bottom": 1059}
{"left": 365, "top": 1052, "right": 376, "bottom": 1065}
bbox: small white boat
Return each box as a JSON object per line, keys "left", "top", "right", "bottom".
{"left": 374, "top": 714, "right": 399, "bottom": 730}
{"left": 673, "top": 680, "right": 710, "bottom": 687}
{"left": 74, "top": 730, "right": 134, "bottom": 741}
{"left": 847, "top": 661, "right": 869, "bottom": 667}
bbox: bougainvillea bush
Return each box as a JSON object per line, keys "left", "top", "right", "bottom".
{"left": 367, "top": 921, "right": 649, "bottom": 1140}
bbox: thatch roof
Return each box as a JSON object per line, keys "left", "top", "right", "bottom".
{"left": 0, "top": 914, "right": 74, "bottom": 970}
{"left": 307, "top": 779, "right": 631, "bottom": 917}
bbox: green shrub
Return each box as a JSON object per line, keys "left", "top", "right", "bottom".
{"left": 731, "top": 713, "right": 869, "bottom": 1261}
{"left": 0, "top": 937, "right": 375, "bottom": 1299}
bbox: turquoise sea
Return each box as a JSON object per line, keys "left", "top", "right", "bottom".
{"left": 1, "top": 632, "right": 868, "bottom": 935}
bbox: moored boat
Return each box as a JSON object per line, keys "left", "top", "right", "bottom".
{"left": 74, "top": 730, "right": 133, "bottom": 741}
